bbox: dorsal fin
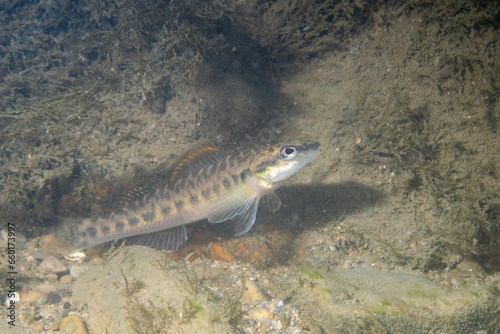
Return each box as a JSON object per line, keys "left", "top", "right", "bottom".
{"left": 115, "top": 167, "right": 168, "bottom": 210}
{"left": 169, "top": 145, "right": 227, "bottom": 183}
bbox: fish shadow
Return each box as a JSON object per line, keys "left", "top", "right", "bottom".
{"left": 195, "top": 181, "right": 385, "bottom": 264}
{"left": 268, "top": 181, "right": 385, "bottom": 231}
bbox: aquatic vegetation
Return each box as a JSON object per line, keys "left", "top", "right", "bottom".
{"left": 126, "top": 298, "right": 175, "bottom": 334}
{"left": 246, "top": 0, "right": 385, "bottom": 63}
{"left": 348, "top": 2, "right": 500, "bottom": 269}
{"left": 180, "top": 297, "right": 203, "bottom": 323}
{"left": 120, "top": 269, "right": 146, "bottom": 297}
{"left": 371, "top": 297, "right": 393, "bottom": 315}
{"left": 486, "top": 286, "right": 500, "bottom": 297}
{"left": 299, "top": 262, "right": 325, "bottom": 280}
{"left": 407, "top": 284, "right": 437, "bottom": 299}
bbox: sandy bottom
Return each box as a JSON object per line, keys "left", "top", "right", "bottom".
{"left": 1, "top": 1, "right": 499, "bottom": 333}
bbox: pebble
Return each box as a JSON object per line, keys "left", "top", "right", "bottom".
{"left": 45, "top": 273, "right": 59, "bottom": 281}
{"left": 23, "top": 290, "right": 45, "bottom": 302}
{"left": 37, "top": 256, "right": 68, "bottom": 275}
{"left": 60, "top": 274, "right": 73, "bottom": 283}
{"left": 46, "top": 291, "right": 62, "bottom": 304}
{"left": 1, "top": 228, "right": 27, "bottom": 242}
{"left": 249, "top": 307, "right": 273, "bottom": 320}
{"left": 241, "top": 278, "right": 266, "bottom": 303}
{"left": 36, "top": 283, "right": 57, "bottom": 294}
{"left": 70, "top": 264, "right": 86, "bottom": 279}
{"left": 60, "top": 314, "right": 88, "bottom": 334}
{"left": 31, "top": 322, "right": 45, "bottom": 332}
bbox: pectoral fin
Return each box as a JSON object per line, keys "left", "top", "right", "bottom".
{"left": 264, "top": 191, "right": 281, "bottom": 212}
{"left": 234, "top": 197, "right": 260, "bottom": 236}
{"left": 207, "top": 184, "right": 261, "bottom": 236}
{"left": 207, "top": 184, "right": 257, "bottom": 224}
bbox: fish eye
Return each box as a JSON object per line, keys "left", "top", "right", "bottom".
{"left": 280, "top": 146, "right": 296, "bottom": 159}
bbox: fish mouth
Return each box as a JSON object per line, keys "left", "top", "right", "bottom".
{"left": 303, "top": 141, "right": 321, "bottom": 152}
{"left": 298, "top": 140, "right": 322, "bottom": 163}
{"left": 298, "top": 147, "right": 322, "bottom": 168}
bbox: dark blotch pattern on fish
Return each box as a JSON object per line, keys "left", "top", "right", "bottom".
{"left": 175, "top": 200, "right": 184, "bottom": 211}
{"left": 240, "top": 169, "right": 249, "bottom": 182}
{"left": 190, "top": 195, "right": 199, "bottom": 205}
{"left": 162, "top": 206, "right": 172, "bottom": 216}
{"left": 101, "top": 225, "right": 110, "bottom": 235}
{"left": 115, "top": 221, "right": 125, "bottom": 232}
{"left": 129, "top": 217, "right": 139, "bottom": 226}
{"left": 87, "top": 227, "right": 97, "bottom": 238}
{"left": 213, "top": 184, "right": 220, "bottom": 196}
{"left": 222, "top": 177, "right": 231, "bottom": 189}
{"left": 143, "top": 211, "right": 156, "bottom": 222}
{"left": 202, "top": 188, "right": 211, "bottom": 200}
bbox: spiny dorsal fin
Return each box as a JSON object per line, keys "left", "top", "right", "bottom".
{"left": 170, "top": 145, "right": 227, "bottom": 183}
{"left": 115, "top": 167, "right": 168, "bottom": 210}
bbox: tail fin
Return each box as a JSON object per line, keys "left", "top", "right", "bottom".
{"left": 40, "top": 216, "right": 95, "bottom": 256}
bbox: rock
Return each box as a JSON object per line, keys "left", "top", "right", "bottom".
{"left": 60, "top": 275, "right": 73, "bottom": 283}
{"left": 23, "top": 290, "right": 45, "bottom": 302}
{"left": 45, "top": 273, "right": 59, "bottom": 281}
{"left": 30, "top": 322, "right": 45, "bottom": 332}
{"left": 60, "top": 315, "right": 88, "bottom": 334}
{"left": 37, "top": 256, "right": 68, "bottom": 275}
{"left": 46, "top": 291, "right": 62, "bottom": 304}
{"left": 36, "top": 284, "right": 57, "bottom": 294}
{"left": 69, "top": 264, "right": 86, "bottom": 279}
{"left": 241, "top": 279, "right": 266, "bottom": 303}
{"left": 249, "top": 307, "right": 273, "bottom": 320}
{"left": 1, "top": 228, "right": 26, "bottom": 243}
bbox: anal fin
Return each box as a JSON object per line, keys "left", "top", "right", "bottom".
{"left": 127, "top": 225, "right": 187, "bottom": 252}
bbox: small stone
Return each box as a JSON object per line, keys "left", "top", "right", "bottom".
{"left": 30, "top": 322, "right": 45, "bottom": 332}
{"left": 241, "top": 279, "right": 266, "bottom": 303}
{"left": 70, "top": 264, "right": 86, "bottom": 279}
{"left": 60, "top": 275, "right": 73, "bottom": 283}
{"left": 37, "top": 256, "right": 68, "bottom": 275}
{"left": 23, "top": 290, "right": 45, "bottom": 302}
{"left": 50, "top": 318, "right": 62, "bottom": 331}
{"left": 60, "top": 314, "right": 88, "bottom": 334}
{"left": 36, "top": 284, "right": 57, "bottom": 294}
{"left": 45, "top": 273, "right": 59, "bottom": 281}
{"left": 249, "top": 307, "right": 273, "bottom": 320}
{"left": 46, "top": 291, "right": 62, "bottom": 305}
{"left": 63, "top": 301, "right": 72, "bottom": 309}
{"left": 1, "top": 228, "right": 26, "bottom": 243}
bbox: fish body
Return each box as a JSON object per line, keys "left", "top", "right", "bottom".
{"left": 55, "top": 139, "right": 321, "bottom": 255}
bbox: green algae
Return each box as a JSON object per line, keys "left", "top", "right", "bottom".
{"left": 486, "top": 286, "right": 500, "bottom": 297}
{"left": 299, "top": 263, "right": 325, "bottom": 280}
{"left": 407, "top": 284, "right": 438, "bottom": 300}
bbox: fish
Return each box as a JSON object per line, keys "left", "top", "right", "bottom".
{"left": 51, "top": 139, "right": 321, "bottom": 256}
